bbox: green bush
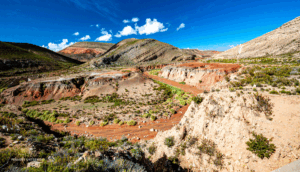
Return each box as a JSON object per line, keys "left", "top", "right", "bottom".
{"left": 127, "top": 120, "right": 137, "bottom": 126}
{"left": 142, "top": 113, "right": 151, "bottom": 118}
{"left": 100, "top": 121, "right": 108, "bottom": 127}
{"left": 22, "top": 100, "right": 40, "bottom": 107}
{"left": 246, "top": 132, "right": 276, "bottom": 159}
{"left": 164, "top": 136, "right": 175, "bottom": 147}
{"left": 150, "top": 115, "right": 156, "bottom": 121}
{"left": 170, "top": 109, "right": 175, "bottom": 114}
{"left": 192, "top": 96, "right": 204, "bottom": 104}
{"left": 269, "top": 90, "right": 279, "bottom": 94}
{"left": 118, "top": 121, "right": 124, "bottom": 125}
{"left": 75, "top": 121, "right": 81, "bottom": 126}
{"left": 198, "top": 139, "right": 216, "bottom": 156}
{"left": 84, "top": 139, "right": 109, "bottom": 152}
{"left": 148, "top": 143, "right": 157, "bottom": 155}
{"left": 179, "top": 81, "right": 186, "bottom": 85}
{"left": 149, "top": 69, "right": 161, "bottom": 76}
{"left": 113, "top": 118, "right": 121, "bottom": 124}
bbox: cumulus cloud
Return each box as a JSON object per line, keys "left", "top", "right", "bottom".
{"left": 123, "top": 19, "right": 130, "bottom": 23}
{"left": 132, "top": 17, "right": 139, "bottom": 22}
{"left": 47, "top": 39, "right": 74, "bottom": 52}
{"left": 79, "top": 35, "right": 91, "bottom": 41}
{"left": 73, "top": 32, "right": 79, "bottom": 36}
{"left": 95, "top": 28, "right": 112, "bottom": 41}
{"left": 136, "top": 18, "right": 168, "bottom": 35}
{"left": 115, "top": 25, "right": 137, "bottom": 38}
{"left": 96, "top": 24, "right": 99, "bottom": 28}
{"left": 229, "top": 45, "right": 235, "bottom": 48}
{"left": 176, "top": 23, "right": 185, "bottom": 31}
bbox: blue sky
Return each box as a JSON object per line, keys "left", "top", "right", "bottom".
{"left": 0, "top": 0, "right": 299, "bottom": 52}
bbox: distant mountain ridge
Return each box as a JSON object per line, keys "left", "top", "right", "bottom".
{"left": 0, "top": 41, "right": 82, "bottom": 77}
{"left": 59, "top": 42, "right": 114, "bottom": 62}
{"left": 89, "top": 38, "right": 201, "bottom": 67}
{"left": 214, "top": 16, "right": 300, "bottom": 59}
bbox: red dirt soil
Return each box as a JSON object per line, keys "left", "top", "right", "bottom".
{"left": 47, "top": 105, "right": 189, "bottom": 143}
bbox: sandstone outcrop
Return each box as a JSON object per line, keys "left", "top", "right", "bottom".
{"left": 214, "top": 16, "right": 300, "bottom": 59}
{"left": 159, "top": 62, "right": 241, "bottom": 91}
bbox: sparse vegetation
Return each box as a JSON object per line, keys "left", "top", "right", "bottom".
{"left": 246, "top": 132, "right": 276, "bottom": 159}
{"left": 164, "top": 136, "right": 175, "bottom": 147}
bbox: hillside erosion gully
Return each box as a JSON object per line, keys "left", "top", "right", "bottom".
{"left": 1, "top": 62, "right": 241, "bottom": 142}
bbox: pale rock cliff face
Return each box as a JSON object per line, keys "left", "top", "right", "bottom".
{"left": 214, "top": 16, "right": 300, "bottom": 59}
{"left": 159, "top": 64, "right": 240, "bottom": 91}
{"left": 143, "top": 92, "right": 300, "bottom": 171}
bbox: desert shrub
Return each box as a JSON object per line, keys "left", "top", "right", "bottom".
{"left": 142, "top": 113, "right": 151, "bottom": 118}
{"left": 246, "top": 132, "right": 276, "bottom": 159}
{"left": 199, "top": 80, "right": 202, "bottom": 83}
{"left": 59, "top": 95, "right": 82, "bottom": 101}
{"left": 22, "top": 100, "right": 40, "bottom": 107}
{"left": 253, "top": 93, "right": 273, "bottom": 119}
{"left": 164, "top": 136, "right": 175, "bottom": 147}
{"left": 119, "top": 121, "right": 124, "bottom": 125}
{"left": 169, "top": 109, "right": 175, "bottom": 114}
{"left": 192, "top": 96, "right": 204, "bottom": 104}
{"left": 130, "top": 148, "right": 143, "bottom": 160}
{"left": 149, "top": 69, "right": 161, "bottom": 76}
{"left": 75, "top": 121, "right": 81, "bottom": 126}
{"left": 89, "top": 121, "right": 95, "bottom": 125}
{"left": 127, "top": 120, "right": 137, "bottom": 126}
{"left": 179, "top": 99, "right": 186, "bottom": 105}
{"left": 198, "top": 139, "right": 216, "bottom": 156}
{"left": 214, "top": 151, "right": 224, "bottom": 167}
{"left": 84, "top": 95, "right": 101, "bottom": 103}
{"left": 148, "top": 143, "right": 157, "bottom": 155}
{"left": 269, "top": 90, "right": 279, "bottom": 94}
{"left": 150, "top": 115, "right": 156, "bottom": 121}
{"left": 85, "top": 139, "right": 109, "bottom": 152}
{"left": 253, "top": 88, "right": 257, "bottom": 91}
{"left": 64, "top": 117, "right": 70, "bottom": 124}
{"left": 100, "top": 121, "right": 108, "bottom": 127}
{"left": 41, "top": 99, "right": 55, "bottom": 105}
{"left": 113, "top": 118, "right": 120, "bottom": 124}
{"left": 179, "top": 81, "right": 186, "bottom": 85}
{"left": 225, "top": 76, "right": 230, "bottom": 82}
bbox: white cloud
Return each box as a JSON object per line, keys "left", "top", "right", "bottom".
{"left": 136, "top": 18, "right": 168, "bottom": 35}
{"left": 123, "top": 19, "right": 130, "bottom": 23}
{"left": 132, "top": 17, "right": 139, "bottom": 22}
{"left": 90, "top": 25, "right": 93, "bottom": 27}
{"left": 176, "top": 23, "right": 185, "bottom": 31}
{"left": 115, "top": 25, "right": 137, "bottom": 38}
{"left": 95, "top": 28, "right": 112, "bottom": 41}
{"left": 73, "top": 32, "right": 79, "bottom": 36}
{"left": 47, "top": 39, "right": 74, "bottom": 52}
{"left": 229, "top": 45, "right": 235, "bottom": 48}
{"left": 79, "top": 35, "right": 91, "bottom": 41}
{"left": 96, "top": 24, "right": 99, "bottom": 28}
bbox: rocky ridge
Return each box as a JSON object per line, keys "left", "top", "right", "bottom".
{"left": 89, "top": 38, "right": 198, "bottom": 67}
{"left": 214, "top": 16, "right": 300, "bottom": 59}
{"left": 59, "top": 42, "right": 114, "bottom": 62}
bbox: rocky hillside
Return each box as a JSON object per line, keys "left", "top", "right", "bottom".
{"left": 59, "top": 42, "right": 114, "bottom": 62}
{"left": 0, "top": 42, "right": 82, "bottom": 77}
{"left": 142, "top": 92, "right": 300, "bottom": 171}
{"left": 214, "top": 16, "right": 300, "bottom": 59}
{"left": 182, "top": 49, "right": 220, "bottom": 58}
{"left": 89, "top": 38, "right": 197, "bottom": 67}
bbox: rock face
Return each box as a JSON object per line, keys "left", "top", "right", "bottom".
{"left": 59, "top": 42, "right": 114, "bottom": 62}
{"left": 89, "top": 38, "right": 197, "bottom": 67}
{"left": 159, "top": 62, "right": 240, "bottom": 91}
{"left": 143, "top": 92, "right": 300, "bottom": 171}
{"left": 0, "top": 71, "right": 135, "bottom": 105}
{"left": 214, "top": 16, "right": 300, "bottom": 59}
